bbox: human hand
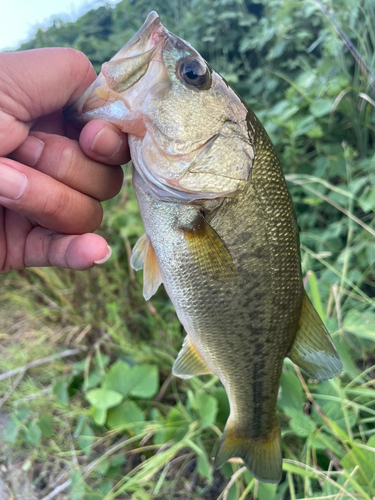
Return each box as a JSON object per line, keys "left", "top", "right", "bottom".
{"left": 0, "top": 48, "right": 130, "bottom": 272}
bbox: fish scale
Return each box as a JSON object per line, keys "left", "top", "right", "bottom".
{"left": 66, "top": 11, "right": 343, "bottom": 483}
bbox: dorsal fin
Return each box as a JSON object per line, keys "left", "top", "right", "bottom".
{"left": 288, "top": 293, "right": 342, "bottom": 381}
{"left": 172, "top": 336, "right": 212, "bottom": 379}
{"left": 130, "top": 234, "right": 163, "bottom": 300}
{"left": 182, "top": 214, "right": 236, "bottom": 279}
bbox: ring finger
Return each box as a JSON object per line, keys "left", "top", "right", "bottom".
{"left": 0, "top": 158, "right": 103, "bottom": 234}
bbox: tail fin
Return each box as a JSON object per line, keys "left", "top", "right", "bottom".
{"left": 215, "top": 419, "right": 282, "bottom": 484}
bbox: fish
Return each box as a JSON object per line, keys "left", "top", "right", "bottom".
{"left": 65, "top": 12, "right": 342, "bottom": 483}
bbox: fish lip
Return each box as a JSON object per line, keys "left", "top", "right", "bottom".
{"left": 63, "top": 11, "right": 168, "bottom": 124}
{"left": 63, "top": 74, "right": 107, "bottom": 123}
{"left": 111, "top": 11, "right": 166, "bottom": 61}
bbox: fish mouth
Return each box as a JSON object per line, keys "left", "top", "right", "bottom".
{"left": 63, "top": 11, "right": 168, "bottom": 125}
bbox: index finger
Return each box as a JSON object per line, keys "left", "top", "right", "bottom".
{"left": 0, "top": 48, "right": 97, "bottom": 124}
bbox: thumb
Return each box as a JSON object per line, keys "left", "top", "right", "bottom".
{"left": 0, "top": 48, "right": 96, "bottom": 126}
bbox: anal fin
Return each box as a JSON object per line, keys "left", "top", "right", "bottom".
{"left": 130, "top": 234, "right": 163, "bottom": 300}
{"left": 289, "top": 293, "right": 343, "bottom": 381}
{"left": 172, "top": 336, "right": 212, "bottom": 379}
{"left": 215, "top": 419, "right": 282, "bottom": 484}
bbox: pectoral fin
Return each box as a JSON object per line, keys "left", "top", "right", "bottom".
{"left": 172, "top": 336, "right": 212, "bottom": 379}
{"left": 131, "top": 234, "right": 162, "bottom": 300}
{"left": 130, "top": 233, "right": 147, "bottom": 271}
{"left": 289, "top": 293, "right": 342, "bottom": 381}
{"left": 182, "top": 214, "right": 235, "bottom": 279}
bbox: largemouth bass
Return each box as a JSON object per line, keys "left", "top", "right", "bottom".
{"left": 66, "top": 12, "right": 342, "bottom": 483}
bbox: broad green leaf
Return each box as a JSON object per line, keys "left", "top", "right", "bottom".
{"left": 107, "top": 400, "right": 145, "bottom": 431}
{"left": 24, "top": 421, "right": 42, "bottom": 445}
{"left": 322, "top": 474, "right": 350, "bottom": 498}
{"left": 103, "top": 360, "right": 132, "bottom": 396}
{"left": 310, "top": 98, "right": 332, "bottom": 117}
{"left": 309, "top": 432, "right": 343, "bottom": 457}
{"left": 341, "top": 437, "right": 375, "bottom": 495}
{"left": 211, "top": 387, "right": 230, "bottom": 426}
{"left": 86, "top": 388, "right": 123, "bottom": 410}
{"left": 78, "top": 424, "right": 95, "bottom": 457}
{"left": 83, "top": 370, "right": 102, "bottom": 390}
{"left": 71, "top": 471, "right": 85, "bottom": 500}
{"left": 313, "top": 397, "right": 357, "bottom": 433}
{"left": 307, "top": 125, "right": 323, "bottom": 138}
{"left": 278, "top": 369, "right": 304, "bottom": 411}
{"left": 38, "top": 414, "right": 53, "bottom": 438}
{"left": 111, "top": 454, "right": 127, "bottom": 467}
{"left": 306, "top": 271, "right": 325, "bottom": 321}
{"left": 343, "top": 310, "right": 375, "bottom": 340}
{"left": 4, "top": 416, "right": 19, "bottom": 443}
{"left": 94, "top": 352, "right": 110, "bottom": 368}
{"left": 196, "top": 392, "right": 218, "bottom": 428}
{"left": 130, "top": 365, "right": 159, "bottom": 399}
{"left": 99, "top": 481, "right": 113, "bottom": 496}
{"left": 53, "top": 381, "right": 69, "bottom": 406}
{"left": 335, "top": 340, "right": 362, "bottom": 380}
{"left": 165, "top": 405, "right": 189, "bottom": 441}
{"left": 195, "top": 437, "right": 213, "bottom": 483}
{"left": 15, "top": 407, "right": 30, "bottom": 422}
{"left": 150, "top": 408, "right": 166, "bottom": 445}
{"left": 225, "top": 483, "right": 237, "bottom": 500}
{"left": 284, "top": 407, "right": 315, "bottom": 437}
{"left": 273, "top": 481, "right": 289, "bottom": 500}
{"left": 92, "top": 407, "right": 107, "bottom": 426}
{"left": 292, "top": 116, "right": 316, "bottom": 137}
{"left": 258, "top": 482, "right": 277, "bottom": 500}
{"left": 73, "top": 416, "right": 86, "bottom": 438}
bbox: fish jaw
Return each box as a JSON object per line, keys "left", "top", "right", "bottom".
{"left": 63, "top": 11, "right": 169, "bottom": 134}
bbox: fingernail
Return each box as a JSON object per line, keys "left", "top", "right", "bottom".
{"left": 0, "top": 163, "right": 27, "bottom": 199}
{"left": 20, "top": 136, "right": 45, "bottom": 166}
{"left": 94, "top": 245, "right": 112, "bottom": 265}
{"left": 91, "top": 128, "right": 122, "bottom": 158}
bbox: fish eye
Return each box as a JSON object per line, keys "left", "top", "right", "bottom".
{"left": 178, "top": 58, "right": 212, "bottom": 90}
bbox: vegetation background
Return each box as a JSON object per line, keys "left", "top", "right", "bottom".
{"left": 0, "top": 0, "right": 374, "bottom": 498}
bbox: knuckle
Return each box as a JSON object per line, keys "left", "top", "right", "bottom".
{"left": 39, "top": 185, "right": 103, "bottom": 235}
{"left": 101, "top": 167, "right": 124, "bottom": 200}
{"left": 41, "top": 232, "right": 54, "bottom": 266}
{"left": 67, "top": 49, "right": 95, "bottom": 89}
{"left": 55, "top": 140, "right": 77, "bottom": 184}
{"left": 40, "top": 185, "right": 67, "bottom": 223}
{"left": 88, "top": 201, "right": 103, "bottom": 232}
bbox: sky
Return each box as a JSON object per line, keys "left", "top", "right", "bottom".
{"left": 0, "top": 0, "right": 121, "bottom": 51}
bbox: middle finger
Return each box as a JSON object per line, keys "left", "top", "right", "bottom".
{"left": 10, "top": 131, "right": 124, "bottom": 201}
